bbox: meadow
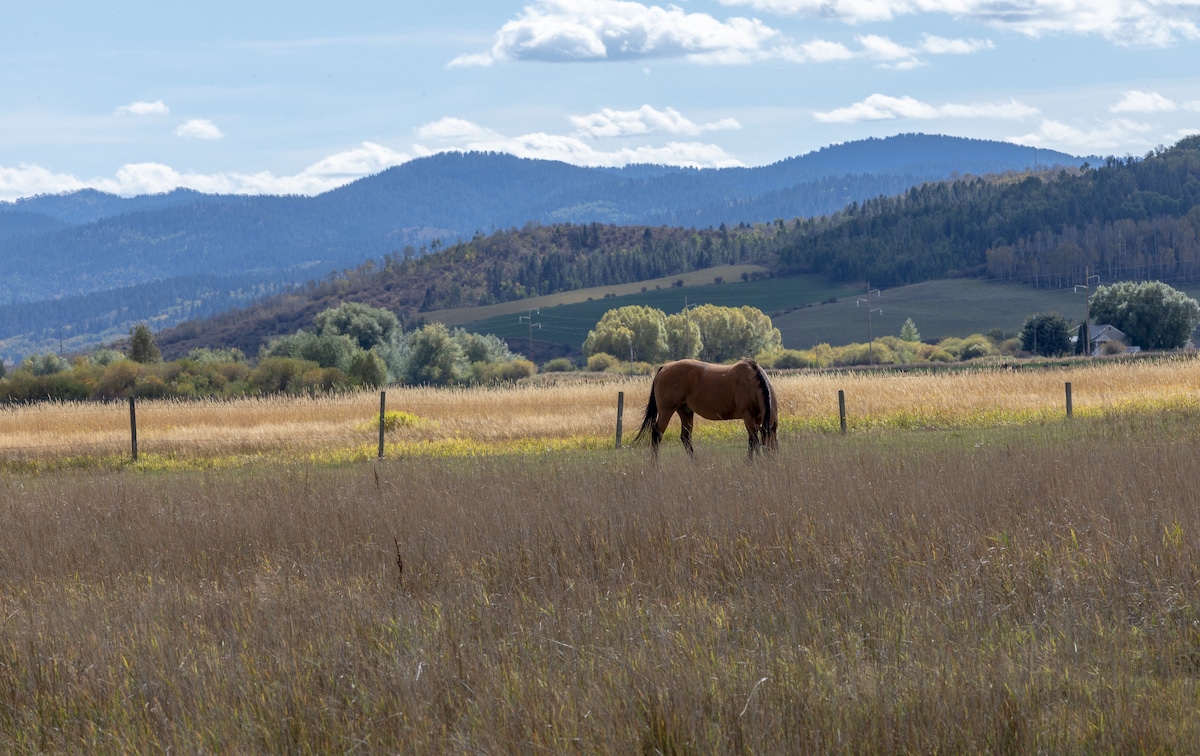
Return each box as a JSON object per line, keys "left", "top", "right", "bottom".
{"left": 2, "top": 357, "right": 1200, "bottom": 751}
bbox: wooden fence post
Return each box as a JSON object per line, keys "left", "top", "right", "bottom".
{"left": 129, "top": 396, "right": 138, "bottom": 461}
{"left": 615, "top": 391, "right": 625, "bottom": 449}
{"left": 838, "top": 390, "right": 847, "bottom": 434}
{"left": 1065, "top": 382, "right": 1073, "bottom": 418}
{"left": 378, "top": 390, "right": 387, "bottom": 459}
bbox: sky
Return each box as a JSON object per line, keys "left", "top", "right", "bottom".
{"left": 2, "top": 0, "right": 1199, "bottom": 201}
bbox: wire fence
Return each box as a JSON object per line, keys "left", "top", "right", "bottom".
{"left": 0, "top": 374, "right": 1099, "bottom": 464}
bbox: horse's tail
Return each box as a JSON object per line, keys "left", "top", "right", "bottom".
{"left": 633, "top": 367, "right": 663, "bottom": 445}
{"left": 747, "top": 358, "right": 777, "bottom": 448}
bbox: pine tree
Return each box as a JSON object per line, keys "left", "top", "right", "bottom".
{"left": 128, "top": 323, "right": 162, "bottom": 364}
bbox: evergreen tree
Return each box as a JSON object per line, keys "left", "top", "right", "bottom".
{"left": 128, "top": 323, "right": 161, "bottom": 364}
{"left": 1019, "top": 313, "right": 1072, "bottom": 357}
{"left": 900, "top": 318, "right": 921, "bottom": 342}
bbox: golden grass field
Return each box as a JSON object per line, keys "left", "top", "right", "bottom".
{"left": 2, "top": 357, "right": 1200, "bottom": 751}
{"left": 3, "top": 355, "right": 1200, "bottom": 468}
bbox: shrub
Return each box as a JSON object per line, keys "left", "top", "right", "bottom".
{"left": 347, "top": 350, "right": 388, "bottom": 388}
{"left": 249, "top": 357, "right": 319, "bottom": 394}
{"left": 95, "top": 361, "right": 143, "bottom": 399}
{"left": 587, "top": 353, "right": 620, "bottom": 372}
{"left": 471, "top": 359, "right": 537, "bottom": 384}
{"left": 298, "top": 367, "right": 350, "bottom": 393}
{"left": 760, "top": 349, "right": 815, "bottom": 369}
{"left": 542, "top": 357, "right": 577, "bottom": 373}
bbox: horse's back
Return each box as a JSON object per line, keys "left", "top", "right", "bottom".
{"left": 654, "top": 358, "right": 760, "bottom": 422}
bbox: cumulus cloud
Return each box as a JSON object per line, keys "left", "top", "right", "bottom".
{"left": 450, "top": 0, "right": 782, "bottom": 66}
{"left": 413, "top": 115, "right": 744, "bottom": 168}
{"left": 415, "top": 117, "right": 504, "bottom": 142}
{"left": 1009, "top": 118, "right": 1157, "bottom": 153}
{"left": 1111, "top": 90, "right": 1178, "bottom": 113}
{"left": 717, "top": 0, "right": 1200, "bottom": 46}
{"left": 814, "top": 94, "right": 1039, "bottom": 122}
{"left": 570, "top": 105, "right": 740, "bottom": 138}
{"left": 174, "top": 119, "right": 224, "bottom": 140}
{"left": 452, "top": 0, "right": 996, "bottom": 67}
{"left": 114, "top": 100, "right": 170, "bottom": 116}
{"left": 0, "top": 142, "right": 412, "bottom": 201}
{"left": 0, "top": 164, "right": 88, "bottom": 200}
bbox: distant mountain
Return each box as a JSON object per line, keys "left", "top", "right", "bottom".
{"left": 0, "top": 133, "right": 1086, "bottom": 361}
{"left": 150, "top": 136, "right": 1199, "bottom": 362}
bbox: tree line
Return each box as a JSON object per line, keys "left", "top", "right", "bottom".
{"left": 0, "top": 303, "right": 536, "bottom": 402}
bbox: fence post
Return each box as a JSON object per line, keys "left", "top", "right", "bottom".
{"left": 129, "top": 396, "right": 138, "bottom": 461}
{"left": 838, "top": 390, "right": 847, "bottom": 434}
{"left": 615, "top": 391, "right": 625, "bottom": 449}
{"left": 1065, "top": 382, "right": 1073, "bottom": 418}
{"left": 378, "top": 390, "right": 387, "bottom": 459}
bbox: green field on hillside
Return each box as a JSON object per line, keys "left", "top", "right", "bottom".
{"left": 455, "top": 274, "right": 1116, "bottom": 355}
{"left": 454, "top": 274, "right": 860, "bottom": 355}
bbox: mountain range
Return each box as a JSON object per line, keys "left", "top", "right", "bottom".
{"left": 0, "top": 133, "right": 1085, "bottom": 362}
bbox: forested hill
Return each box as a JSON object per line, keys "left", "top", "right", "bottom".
{"left": 775, "top": 135, "right": 1200, "bottom": 289}
{"left": 1, "top": 134, "right": 1082, "bottom": 306}
{"left": 153, "top": 136, "right": 1200, "bottom": 360}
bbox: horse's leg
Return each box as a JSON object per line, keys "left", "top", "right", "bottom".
{"left": 678, "top": 406, "right": 695, "bottom": 458}
{"left": 743, "top": 418, "right": 762, "bottom": 461}
{"left": 652, "top": 400, "right": 677, "bottom": 461}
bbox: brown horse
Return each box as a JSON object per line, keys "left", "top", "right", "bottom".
{"left": 634, "top": 358, "right": 778, "bottom": 459}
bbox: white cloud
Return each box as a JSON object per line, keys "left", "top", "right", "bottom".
{"left": 1111, "top": 90, "right": 1178, "bottom": 113}
{"left": 413, "top": 116, "right": 744, "bottom": 168}
{"left": 0, "top": 163, "right": 88, "bottom": 200}
{"left": 814, "top": 93, "right": 1039, "bottom": 122}
{"left": 114, "top": 100, "right": 170, "bottom": 116}
{"left": 919, "top": 34, "right": 994, "bottom": 55}
{"left": 0, "top": 142, "right": 411, "bottom": 201}
{"left": 174, "top": 119, "right": 224, "bottom": 140}
{"left": 450, "top": 0, "right": 782, "bottom": 66}
{"left": 717, "top": 0, "right": 1200, "bottom": 46}
{"left": 793, "top": 38, "right": 856, "bottom": 62}
{"left": 415, "top": 117, "right": 504, "bottom": 142}
{"left": 1009, "top": 118, "right": 1157, "bottom": 153}
{"left": 570, "top": 105, "right": 741, "bottom": 138}
{"left": 452, "top": 0, "right": 997, "bottom": 67}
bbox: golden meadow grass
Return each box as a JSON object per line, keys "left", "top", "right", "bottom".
{"left": 3, "top": 358, "right": 1200, "bottom": 750}
{"left": 2, "top": 355, "right": 1200, "bottom": 468}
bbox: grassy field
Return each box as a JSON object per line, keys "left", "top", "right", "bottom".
{"left": 3, "top": 359, "right": 1200, "bottom": 750}
{"left": 449, "top": 274, "right": 1125, "bottom": 358}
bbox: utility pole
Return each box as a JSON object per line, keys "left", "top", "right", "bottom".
{"left": 1074, "top": 267, "right": 1100, "bottom": 356}
{"left": 682, "top": 295, "right": 697, "bottom": 358}
{"left": 519, "top": 309, "right": 541, "bottom": 357}
{"left": 857, "top": 282, "right": 882, "bottom": 364}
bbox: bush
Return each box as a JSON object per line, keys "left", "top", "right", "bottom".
{"left": 298, "top": 367, "right": 350, "bottom": 393}
{"left": 347, "top": 350, "right": 388, "bottom": 388}
{"left": 249, "top": 357, "right": 319, "bottom": 394}
{"left": 95, "top": 361, "right": 144, "bottom": 399}
{"left": 760, "top": 349, "right": 815, "bottom": 369}
{"left": 471, "top": 359, "right": 537, "bottom": 384}
{"left": 21, "top": 353, "right": 70, "bottom": 376}
{"left": 586, "top": 353, "right": 620, "bottom": 372}
{"left": 542, "top": 357, "right": 577, "bottom": 373}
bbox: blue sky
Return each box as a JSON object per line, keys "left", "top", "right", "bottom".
{"left": 2, "top": 0, "right": 1198, "bottom": 200}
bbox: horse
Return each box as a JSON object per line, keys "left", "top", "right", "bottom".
{"left": 633, "top": 358, "right": 778, "bottom": 460}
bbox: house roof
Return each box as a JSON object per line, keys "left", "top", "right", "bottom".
{"left": 1088, "top": 324, "right": 1126, "bottom": 341}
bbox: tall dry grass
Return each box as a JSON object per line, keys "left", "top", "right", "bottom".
{"left": 2, "top": 356, "right": 1199, "bottom": 465}
{"left": 2, "top": 409, "right": 1199, "bottom": 750}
